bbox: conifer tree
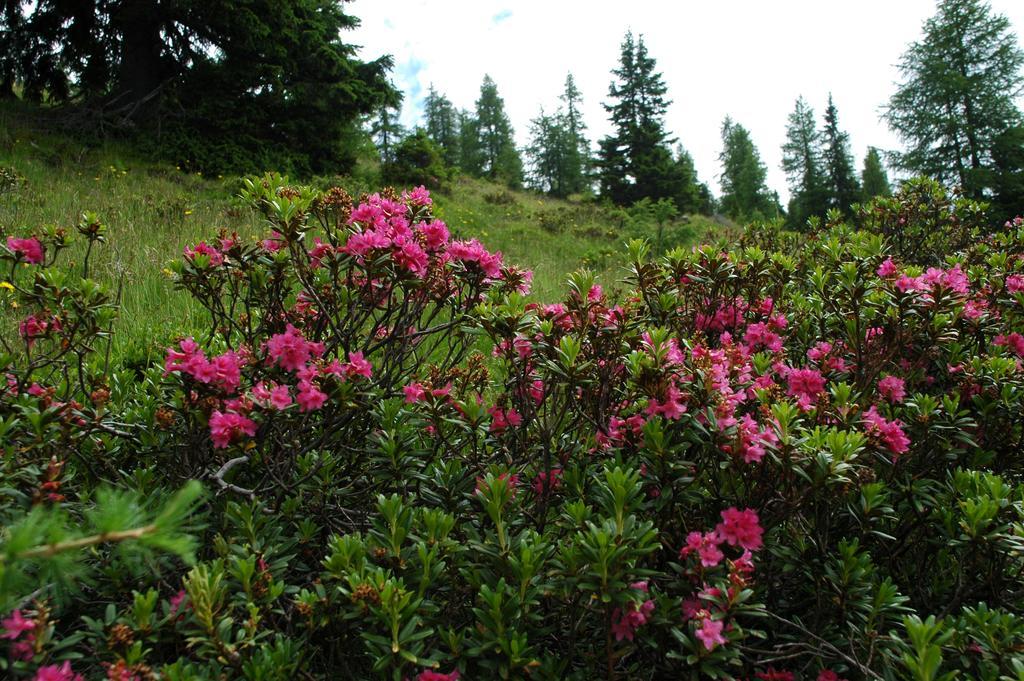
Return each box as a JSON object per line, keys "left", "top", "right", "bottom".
{"left": 885, "top": 0, "right": 1024, "bottom": 197}
{"left": 861, "top": 147, "right": 893, "bottom": 201}
{"left": 821, "top": 95, "right": 861, "bottom": 214}
{"left": 423, "top": 86, "right": 461, "bottom": 168}
{"left": 598, "top": 32, "right": 695, "bottom": 209}
{"left": 473, "top": 75, "right": 523, "bottom": 187}
{"left": 458, "top": 109, "right": 484, "bottom": 177}
{"left": 719, "top": 117, "right": 777, "bottom": 221}
{"left": 559, "top": 73, "right": 592, "bottom": 195}
{"left": 781, "top": 97, "right": 828, "bottom": 228}
{"left": 526, "top": 108, "right": 570, "bottom": 195}
{"left": 371, "top": 98, "right": 406, "bottom": 165}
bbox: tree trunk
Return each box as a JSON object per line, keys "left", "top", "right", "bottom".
{"left": 111, "top": 0, "right": 165, "bottom": 115}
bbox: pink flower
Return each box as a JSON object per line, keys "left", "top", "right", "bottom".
{"left": 862, "top": 406, "right": 910, "bottom": 456}
{"left": 715, "top": 507, "right": 764, "bottom": 551}
{"left": 343, "top": 228, "right": 391, "bottom": 257}
{"left": 416, "top": 220, "right": 449, "bottom": 251}
{"left": 1007, "top": 274, "right": 1024, "bottom": 293}
{"left": 393, "top": 234, "right": 429, "bottom": 275}
{"left": 168, "top": 590, "right": 188, "bottom": 616}
{"left": 402, "top": 185, "right": 433, "bottom": 207}
{"left": 681, "top": 531, "right": 725, "bottom": 567}
{"left": 6, "top": 236, "right": 44, "bottom": 264}
{"left": 787, "top": 368, "right": 826, "bottom": 410}
{"left": 404, "top": 382, "right": 427, "bottom": 403}
{"left": 267, "top": 325, "right": 321, "bottom": 372}
{"left": 209, "top": 410, "right": 257, "bottom": 448}
{"left": 33, "top": 662, "right": 83, "bottom": 681}
{"left": 417, "top": 671, "right": 459, "bottom": 681}
{"left": 532, "top": 468, "right": 562, "bottom": 494}
{"left": 262, "top": 231, "right": 285, "bottom": 252}
{"left": 695, "top": 617, "right": 727, "bottom": 650}
{"left": 345, "top": 351, "right": 373, "bottom": 379}
{"left": 488, "top": 406, "right": 522, "bottom": 433}
{"left": 817, "top": 671, "right": 847, "bottom": 681}
{"left": 895, "top": 274, "right": 921, "bottom": 293}
{"left": 296, "top": 382, "right": 327, "bottom": 412}
{"left": 269, "top": 385, "right": 292, "bottom": 410}
{"left": 611, "top": 595, "right": 656, "bottom": 642}
{"left": 756, "top": 670, "right": 795, "bottom": 681}
{"left": 994, "top": 332, "right": 1024, "bottom": 357}
{"left": 878, "top": 375, "right": 906, "bottom": 403}
{"left": 743, "top": 322, "right": 783, "bottom": 353}
{"left": 183, "top": 241, "right": 224, "bottom": 267}
{"left": 2, "top": 610, "right": 36, "bottom": 639}
{"left": 19, "top": 314, "right": 60, "bottom": 348}
{"left": 876, "top": 257, "right": 897, "bottom": 277}
{"left": 308, "top": 238, "right": 333, "bottom": 268}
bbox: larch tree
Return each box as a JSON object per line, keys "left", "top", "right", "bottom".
{"left": 884, "top": 0, "right": 1024, "bottom": 198}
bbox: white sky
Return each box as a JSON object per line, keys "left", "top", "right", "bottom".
{"left": 348, "top": 0, "right": 1024, "bottom": 202}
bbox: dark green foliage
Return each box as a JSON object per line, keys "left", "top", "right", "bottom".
{"left": 423, "top": 86, "right": 461, "bottom": 169}
{"left": 598, "top": 32, "right": 700, "bottom": 211}
{"left": 821, "top": 95, "right": 861, "bottom": 215}
{"left": 0, "top": 0, "right": 399, "bottom": 175}
{"left": 469, "top": 75, "right": 523, "bottom": 188}
{"left": 862, "top": 146, "right": 893, "bottom": 201}
{"left": 989, "top": 126, "right": 1024, "bottom": 222}
{"left": 525, "top": 74, "right": 592, "bottom": 197}
{"left": 382, "top": 129, "right": 448, "bottom": 190}
{"left": 885, "top": 0, "right": 1024, "bottom": 197}
{"left": 371, "top": 96, "right": 407, "bottom": 165}
{"left": 719, "top": 117, "right": 778, "bottom": 221}
{"left": 781, "top": 96, "right": 829, "bottom": 229}
{"left": 458, "top": 109, "right": 484, "bottom": 177}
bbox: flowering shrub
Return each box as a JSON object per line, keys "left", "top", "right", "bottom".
{"left": 1, "top": 178, "right": 1023, "bottom": 679}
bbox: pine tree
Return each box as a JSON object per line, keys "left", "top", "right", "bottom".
{"left": 885, "top": 0, "right": 1024, "bottom": 197}
{"left": 526, "top": 108, "right": 570, "bottom": 195}
{"left": 0, "top": 0, "right": 398, "bottom": 175}
{"left": 781, "top": 97, "right": 828, "bottom": 228}
{"left": 371, "top": 97, "right": 406, "bottom": 165}
{"left": 719, "top": 117, "right": 777, "bottom": 221}
{"left": 598, "top": 32, "right": 695, "bottom": 209}
{"left": 989, "top": 126, "right": 1024, "bottom": 222}
{"left": 423, "top": 86, "right": 461, "bottom": 169}
{"left": 458, "top": 109, "right": 484, "bottom": 177}
{"left": 821, "top": 95, "right": 861, "bottom": 214}
{"left": 861, "top": 147, "right": 893, "bottom": 201}
{"left": 559, "top": 73, "right": 591, "bottom": 195}
{"left": 473, "top": 75, "right": 523, "bottom": 187}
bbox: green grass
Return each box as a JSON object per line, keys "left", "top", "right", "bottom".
{"left": 0, "top": 101, "right": 728, "bottom": 361}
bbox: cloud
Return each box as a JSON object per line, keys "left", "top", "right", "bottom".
{"left": 492, "top": 9, "right": 513, "bottom": 24}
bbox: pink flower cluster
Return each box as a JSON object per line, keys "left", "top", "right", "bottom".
{"left": 878, "top": 375, "right": 906, "bottom": 403}
{"left": 183, "top": 241, "right": 224, "bottom": 267}
{"left": 417, "top": 670, "right": 459, "bottom": 681}
{"left": 33, "top": 663, "right": 83, "bottom": 681}
{"left": 448, "top": 238, "right": 503, "bottom": 278}
{"left": 6, "top": 236, "right": 44, "bottom": 263}
{"left": 786, "top": 367, "right": 826, "bottom": 411}
{"left": 994, "top": 332, "right": 1024, "bottom": 358}
{"left": 862, "top": 406, "right": 910, "bottom": 456}
{"left": 266, "top": 324, "right": 325, "bottom": 371}
{"left": 164, "top": 338, "right": 243, "bottom": 394}
{"left": 488, "top": 405, "right": 522, "bottom": 433}
{"left": 611, "top": 581, "right": 656, "bottom": 641}
{"left": 19, "top": 313, "right": 61, "bottom": 348}
{"left": 3, "top": 609, "right": 37, "bottom": 661}
{"left": 209, "top": 410, "right": 257, "bottom": 449}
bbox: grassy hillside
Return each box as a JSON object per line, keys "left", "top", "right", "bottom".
{"left": 0, "top": 102, "right": 727, "bottom": 360}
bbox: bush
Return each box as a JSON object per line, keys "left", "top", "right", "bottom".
{"left": 1, "top": 178, "right": 1023, "bottom": 679}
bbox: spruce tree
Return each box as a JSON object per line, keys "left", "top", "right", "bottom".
{"left": 719, "top": 117, "right": 777, "bottom": 221}
{"left": 885, "top": 0, "right": 1024, "bottom": 197}
{"left": 781, "top": 96, "right": 828, "bottom": 228}
{"left": 459, "top": 109, "right": 485, "bottom": 177}
{"left": 0, "top": 0, "right": 398, "bottom": 174}
{"left": 989, "top": 126, "right": 1024, "bottom": 222}
{"left": 821, "top": 95, "right": 861, "bottom": 214}
{"left": 371, "top": 98, "right": 406, "bottom": 165}
{"left": 861, "top": 147, "right": 893, "bottom": 201}
{"left": 526, "top": 108, "right": 570, "bottom": 195}
{"left": 424, "top": 86, "right": 461, "bottom": 169}
{"left": 560, "top": 73, "right": 591, "bottom": 195}
{"left": 473, "top": 75, "right": 523, "bottom": 187}
{"left": 598, "top": 32, "right": 695, "bottom": 209}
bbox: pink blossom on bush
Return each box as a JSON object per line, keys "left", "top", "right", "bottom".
{"left": 416, "top": 220, "right": 449, "bottom": 251}
{"left": 2, "top": 609, "right": 35, "bottom": 639}
{"left": 296, "top": 382, "right": 327, "bottom": 412}
{"left": 448, "top": 239, "right": 503, "bottom": 278}
{"left": 532, "top": 468, "right": 562, "bottom": 494}
{"left": 786, "top": 368, "right": 826, "bottom": 410}
{"left": 209, "top": 410, "right": 257, "bottom": 448}
{"left": 403, "top": 382, "right": 426, "bottom": 403}
{"left": 489, "top": 406, "right": 522, "bottom": 433}
{"left": 417, "top": 670, "right": 459, "bottom": 681}
{"left": 344, "top": 351, "right": 373, "bottom": 379}
{"left": 681, "top": 531, "right": 725, "bottom": 567}
{"left": 308, "top": 238, "right": 333, "bottom": 268}
{"left": 6, "top": 236, "right": 44, "bottom": 263}
{"left": 876, "top": 257, "right": 897, "bottom": 277}
{"left": 862, "top": 406, "right": 910, "bottom": 455}
{"left": 267, "top": 325, "right": 322, "bottom": 371}
{"left": 1007, "top": 274, "right": 1024, "bottom": 293}
{"left": 994, "top": 332, "right": 1024, "bottom": 357}
{"left": 19, "top": 313, "right": 60, "bottom": 348}
{"left": 611, "top": 587, "right": 655, "bottom": 642}
{"left": 261, "top": 231, "right": 285, "bottom": 252}
{"left": 715, "top": 507, "right": 764, "bottom": 551}
{"left": 392, "top": 234, "right": 429, "bottom": 275}
{"left": 895, "top": 274, "right": 922, "bottom": 293}
{"left": 646, "top": 382, "right": 687, "bottom": 420}
{"left": 817, "top": 671, "right": 847, "bottom": 681}
{"left": 32, "top": 662, "right": 83, "bottom": 681}
{"left": 695, "top": 617, "right": 727, "bottom": 650}
{"left": 744, "top": 322, "right": 783, "bottom": 352}
{"left": 269, "top": 385, "right": 292, "bottom": 410}
{"left": 183, "top": 241, "right": 223, "bottom": 267}
{"left": 756, "top": 670, "right": 795, "bottom": 681}
{"left": 878, "top": 375, "right": 906, "bottom": 403}
{"left": 402, "top": 185, "right": 432, "bottom": 206}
